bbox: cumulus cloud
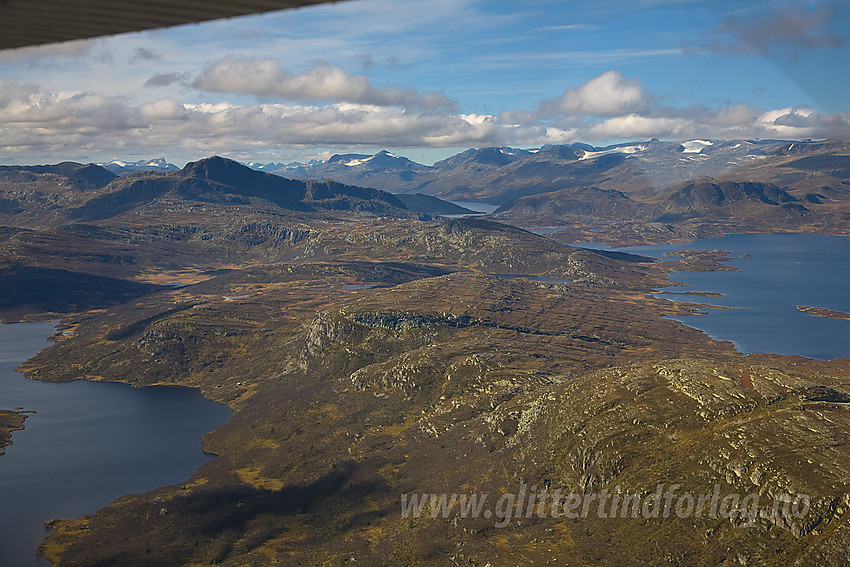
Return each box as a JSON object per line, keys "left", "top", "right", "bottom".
{"left": 537, "top": 70, "right": 650, "bottom": 118}
{"left": 0, "top": 81, "right": 495, "bottom": 159}
{"left": 584, "top": 114, "right": 689, "bottom": 140}
{"left": 755, "top": 106, "right": 850, "bottom": 138}
{"left": 1, "top": 73, "right": 849, "bottom": 163}
{"left": 697, "top": 3, "right": 845, "bottom": 58}
{"left": 191, "top": 58, "right": 457, "bottom": 110}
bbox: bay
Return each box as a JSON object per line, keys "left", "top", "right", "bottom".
{"left": 0, "top": 321, "right": 232, "bottom": 566}
{"left": 575, "top": 233, "right": 850, "bottom": 360}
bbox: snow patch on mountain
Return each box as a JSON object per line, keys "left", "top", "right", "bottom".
{"left": 579, "top": 145, "right": 647, "bottom": 161}
{"left": 99, "top": 157, "right": 178, "bottom": 175}
{"left": 681, "top": 140, "right": 713, "bottom": 153}
{"left": 345, "top": 156, "right": 374, "bottom": 167}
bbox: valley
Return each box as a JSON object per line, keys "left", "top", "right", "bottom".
{"left": 245, "top": 139, "right": 850, "bottom": 246}
{"left": 0, "top": 142, "right": 849, "bottom": 566}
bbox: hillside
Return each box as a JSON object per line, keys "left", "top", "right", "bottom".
{"left": 242, "top": 139, "right": 850, "bottom": 244}
{"left": 252, "top": 139, "right": 850, "bottom": 207}
{"left": 20, "top": 237, "right": 850, "bottom": 567}
{"left": 0, "top": 148, "right": 849, "bottom": 566}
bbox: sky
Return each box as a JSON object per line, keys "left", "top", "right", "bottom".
{"left": 0, "top": 0, "right": 848, "bottom": 166}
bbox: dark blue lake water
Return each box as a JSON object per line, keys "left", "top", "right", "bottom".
{"left": 576, "top": 233, "right": 850, "bottom": 360}
{"left": 0, "top": 321, "right": 232, "bottom": 567}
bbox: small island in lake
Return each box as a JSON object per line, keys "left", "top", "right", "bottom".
{"left": 797, "top": 305, "right": 850, "bottom": 321}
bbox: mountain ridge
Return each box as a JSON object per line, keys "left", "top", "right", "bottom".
{"left": 2, "top": 144, "right": 850, "bottom": 566}
{"left": 243, "top": 139, "right": 850, "bottom": 207}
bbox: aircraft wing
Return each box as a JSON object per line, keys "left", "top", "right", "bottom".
{"left": 0, "top": 0, "right": 345, "bottom": 50}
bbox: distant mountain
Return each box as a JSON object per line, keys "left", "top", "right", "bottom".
{"left": 254, "top": 150, "right": 436, "bottom": 193}
{"left": 7, "top": 139, "right": 848, "bottom": 244}
{"left": 424, "top": 144, "right": 644, "bottom": 203}
{"left": 654, "top": 179, "right": 803, "bottom": 222}
{"left": 492, "top": 186, "right": 640, "bottom": 223}
{"left": 0, "top": 156, "right": 426, "bottom": 231}
{"left": 254, "top": 140, "right": 850, "bottom": 209}
{"left": 70, "top": 156, "right": 413, "bottom": 222}
{"left": 493, "top": 177, "right": 810, "bottom": 225}
{"left": 100, "top": 158, "right": 179, "bottom": 176}
{"left": 252, "top": 146, "right": 539, "bottom": 196}
{"left": 413, "top": 147, "right": 535, "bottom": 198}
{"left": 248, "top": 159, "right": 324, "bottom": 176}
{"left": 488, "top": 171, "right": 850, "bottom": 246}
{"left": 432, "top": 146, "right": 533, "bottom": 169}
{"left": 0, "top": 162, "right": 118, "bottom": 227}
{"left": 0, "top": 161, "right": 116, "bottom": 191}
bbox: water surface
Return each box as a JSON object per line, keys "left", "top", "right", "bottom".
{"left": 448, "top": 201, "right": 500, "bottom": 215}
{"left": 597, "top": 233, "right": 850, "bottom": 360}
{"left": 0, "top": 321, "right": 232, "bottom": 566}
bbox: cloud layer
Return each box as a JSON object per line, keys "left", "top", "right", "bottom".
{"left": 1, "top": 70, "right": 849, "bottom": 163}
{"left": 190, "top": 58, "right": 456, "bottom": 110}
{"left": 0, "top": 0, "right": 846, "bottom": 165}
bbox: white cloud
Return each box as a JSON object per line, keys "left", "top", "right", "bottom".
{"left": 139, "top": 99, "right": 189, "bottom": 121}
{"left": 0, "top": 81, "right": 492, "bottom": 161}
{"left": 584, "top": 114, "right": 689, "bottom": 139}
{"left": 191, "top": 58, "right": 457, "bottom": 109}
{"left": 538, "top": 70, "right": 650, "bottom": 117}
{"left": 694, "top": 105, "right": 762, "bottom": 128}
{"left": 754, "top": 106, "right": 850, "bottom": 138}
{"left": 1, "top": 73, "right": 849, "bottom": 165}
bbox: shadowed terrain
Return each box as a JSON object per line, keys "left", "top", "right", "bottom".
{"left": 1, "top": 152, "right": 848, "bottom": 566}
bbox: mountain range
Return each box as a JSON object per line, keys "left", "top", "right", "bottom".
{"left": 246, "top": 139, "right": 850, "bottom": 207}
{"left": 0, "top": 157, "right": 475, "bottom": 230}
{"left": 99, "top": 157, "right": 179, "bottom": 175}
{"left": 250, "top": 139, "right": 850, "bottom": 243}
{"left": 3, "top": 142, "right": 850, "bottom": 566}
{"left": 8, "top": 138, "right": 850, "bottom": 247}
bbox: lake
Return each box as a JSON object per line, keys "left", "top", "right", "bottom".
{"left": 575, "top": 233, "right": 850, "bottom": 360}
{"left": 448, "top": 201, "right": 500, "bottom": 215}
{"left": 0, "top": 321, "right": 232, "bottom": 567}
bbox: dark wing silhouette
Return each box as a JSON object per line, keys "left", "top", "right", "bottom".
{"left": 0, "top": 0, "right": 345, "bottom": 50}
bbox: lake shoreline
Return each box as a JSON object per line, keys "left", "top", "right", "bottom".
{"left": 0, "top": 409, "right": 28, "bottom": 455}
{"left": 797, "top": 305, "right": 850, "bottom": 321}
{"left": 7, "top": 230, "right": 849, "bottom": 565}
{"left": 615, "top": 233, "right": 850, "bottom": 360}
{"left": 0, "top": 321, "right": 232, "bottom": 567}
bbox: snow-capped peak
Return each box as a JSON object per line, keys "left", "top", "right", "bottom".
{"left": 344, "top": 156, "right": 374, "bottom": 167}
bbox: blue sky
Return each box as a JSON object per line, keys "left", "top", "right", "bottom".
{"left": 0, "top": 0, "right": 848, "bottom": 166}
